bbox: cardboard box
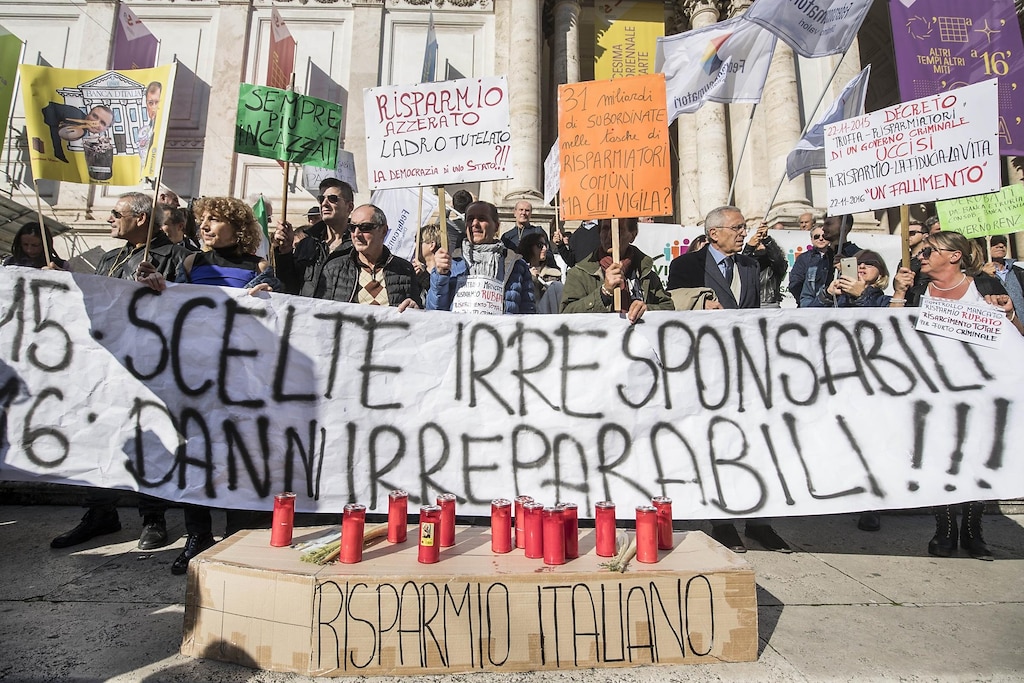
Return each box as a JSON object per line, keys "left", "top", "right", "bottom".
{"left": 181, "top": 526, "right": 757, "bottom": 675}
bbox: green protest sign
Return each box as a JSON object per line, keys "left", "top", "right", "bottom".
{"left": 234, "top": 84, "right": 342, "bottom": 170}
{"left": 935, "top": 184, "right": 1024, "bottom": 239}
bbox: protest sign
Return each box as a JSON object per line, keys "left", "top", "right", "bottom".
{"left": 302, "top": 149, "right": 358, "bottom": 193}
{"left": 888, "top": 0, "right": 1024, "bottom": 157}
{"left": 824, "top": 80, "right": 1000, "bottom": 215}
{"left": 557, "top": 73, "right": 671, "bottom": 221}
{"left": 234, "top": 84, "right": 342, "bottom": 170}
{"left": 364, "top": 76, "right": 512, "bottom": 190}
{"left": 19, "top": 63, "right": 176, "bottom": 184}
{"left": 916, "top": 297, "right": 1008, "bottom": 349}
{"left": 935, "top": 184, "right": 1024, "bottom": 239}
{"left": 3, "top": 268, "right": 1022, "bottom": 520}
{"left": 543, "top": 138, "right": 559, "bottom": 206}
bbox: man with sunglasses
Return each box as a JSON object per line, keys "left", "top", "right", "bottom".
{"left": 791, "top": 213, "right": 862, "bottom": 307}
{"left": 315, "top": 204, "right": 420, "bottom": 309}
{"left": 51, "top": 192, "right": 187, "bottom": 552}
{"left": 788, "top": 218, "right": 830, "bottom": 306}
{"left": 274, "top": 177, "right": 355, "bottom": 296}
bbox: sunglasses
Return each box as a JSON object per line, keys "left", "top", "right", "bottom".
{"left": 349, "top": 222, "right": 381, "bottom": 234}
{"left": 812, "top": 233, "right": 826, "bottom": 239}
{"left": 317, "top": 194, "right": 344, "bottom": 205}
{"left": 907, "top": 229, "right": 923, "bottom": 236}
{"left": 918, "top": 246, "right": 955, "bottom": 259}
{"left": 110, "top": 209, "right": 134, "bottom": 219}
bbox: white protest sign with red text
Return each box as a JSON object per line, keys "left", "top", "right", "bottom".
{"left": 825, "top": 79, "right": 999, "bottom": 214}
{"left": 364, "top": 76, "right": 512, "bottom": 190}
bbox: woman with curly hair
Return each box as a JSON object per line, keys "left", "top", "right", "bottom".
{"left": 138, "top": 196, "right": 279, "bottom": 294}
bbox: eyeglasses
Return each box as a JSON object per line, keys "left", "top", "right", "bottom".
{"left": 907, "top": 230, "right": 923, "bottom": 236}
{"left": 110, "top": 209, "right": 134, "bottom": 219}
{"left": 317, "top": 194, "right": 344, "bottom": 205}
{"left": 811, "top": 233, "right": 826, "bottom": 240}
{"left": 918, "top": 246, "right": 955, "bottom": 259}
{"left": 715, "top": 224, "right": 747, "bottom": 232}
{"left": 349, "top": 222, "right": 381, "bottom": 234}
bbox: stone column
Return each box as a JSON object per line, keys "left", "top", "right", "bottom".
{"left": 198, "top": 0, "right": 252, "bottom": 197}
{"left": 503, "top": 0, "right": 542, "bottom": 203}
{"left": 761, "top": 40, "right": 811, "bottom": 217}
{"left": 552, "top": 0, "right": 581, "bottom": 85}
{"left": 347, "top": 2, "right": 386, "bottom": 204}
{"left": 686, "top": 1, "right": 729, "bottom": 219}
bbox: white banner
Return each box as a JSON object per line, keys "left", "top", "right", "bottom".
{"left": 825, "top": 79, "right": 1000, "bottom": 215}
{"left": 655, "top": 16, "right": 776, "bottom": 122}
{"left": 364, "top": 76, "right": 512, "bottom": 190}
{"left": 2, "top": 268, "right": 1022, "bottom": 519}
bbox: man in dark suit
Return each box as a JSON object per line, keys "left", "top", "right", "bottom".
{"left": 667, "top": 205, "right": 760, "bottom": 309}
{"left": 666, "top": 205, "right": 792, "bottom": 555}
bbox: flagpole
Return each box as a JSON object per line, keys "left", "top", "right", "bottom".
{"left": 899, "top": 205, "right": 911, "bottom": 269}
{"left": 141, "top": 161, "right": 165, "bottom": 265}
{"left": 727, "top": 103, "right": 758, "bottom": 205}
{"left": 611, "top": 218, "right": 621, "bottom": 312}
{"left": 416, "top": 187, "right": 424, "bottom": 262}
{"left": 762, "top": 55, "right": 846, "bottom": 220}
{"left": 437, "top": 185, "right": 448, "bottom": 253}
{"left": 31, "top": 181, "right": 55, "bottom": 268}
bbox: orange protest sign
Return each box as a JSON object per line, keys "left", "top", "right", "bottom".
{"left": 557, "top": 73, "right": 671, "bottom": 221}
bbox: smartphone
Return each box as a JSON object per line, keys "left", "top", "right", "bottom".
{"left": 840, "top": 257, "right": 858, "bottom": 281}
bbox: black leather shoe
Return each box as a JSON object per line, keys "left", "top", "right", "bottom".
{"left": 745, "top": 524, "right": 793, "bottom": 553}
{"left": 927, "top": 535, "right": 957, "bottom": 558}
{"left": 171, "top": 533, "right": 216, "bottom": 575}
{"left": 960, "top": 536, "right": 994, "bottom": 562}
{"left": 51, "top": 508, "right": 121, "bottom": 549}
{"left": 857, "top": 511, "right": 881, "bottom": 532}
{"left": 138, "top": 515, "right": 170, "bottom": 550}
{"left": 711, "top": 524, "right": 746, "bottom": 553}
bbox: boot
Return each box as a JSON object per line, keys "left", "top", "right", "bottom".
{"left": 927, "top": 505, "right": 957, "bottom": 557}
{"left": 959, "top": 502, "right": 993, "bottom": 561}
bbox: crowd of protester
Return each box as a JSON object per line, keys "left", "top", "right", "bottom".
{"left": 4, "top": 184, "right": 1021, "bottom": 572}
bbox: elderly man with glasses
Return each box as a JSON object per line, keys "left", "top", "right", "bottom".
{"left": 315, "top": 203, "right": 420, "bottom": 309}
{"left": 667, "top": 205, "right": 761, "bottom": 309}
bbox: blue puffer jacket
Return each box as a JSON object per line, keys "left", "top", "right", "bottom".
{"left": 426, "top": 250, "right": 536, "bottom": 314}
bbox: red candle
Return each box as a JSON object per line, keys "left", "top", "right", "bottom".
{"left": 270, "top": 492, "right": 296, "bottom": 547}
{"left": 437, "top": 493, "right": 457, "bottom": 547}
{"left": 636, "top": 505, "right": 658, "bottom": 563}
{"left": 595, "top": 500, "right": 617, "bottom": 557}
{"left": 388, "top": 490, "right": 408, "bottom": 543}
{"left": 418, "top": 505, "right": 441, "bottom": 564}
{"left": 514, "top": 495, "right": 533, "bottom": 549}
{"left": 542, "top": 507, "right": 566, "bottom": 566}
{"left": 523, "top": 501, "right": 545, "bottom": 559}
{"left": 491, "top": 498, "right": 512, "bottom": 553}
{"left": 558, "top": 502, "right": 579, "bottom": 559}
{"left": 340, "top": 503, "right": 366, "bottom": 564}
{"left": 652, "top": 496, "right": 673, "bottom": 550}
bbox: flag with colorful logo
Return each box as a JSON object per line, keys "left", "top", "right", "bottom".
{"left": 0, "top": 26, "right": 22, "bottom": 156}
{"left": 888, "top": 0, "right": 1024, "bottom": 156}
{"left": 656, "top": 16, "right": 776, "bottom": 122}
{"left": 19, "top": 63, "right": 176, "bottom": 185}
{"left": 111, "top": 5, "right": 158, "bottom": 70}
{"left": 786, "top": 65, "right": 871, "bottom": 180}
{"left": 745, "top": 0, "right": 872, "bottom": 58}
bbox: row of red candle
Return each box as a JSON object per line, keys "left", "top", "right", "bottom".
{"left": 270, "top": 490, "right": 674, "bottom": 565}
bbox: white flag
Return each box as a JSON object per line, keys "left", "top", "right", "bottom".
{"left": 745, "top": 0, "right": 872, "bottom": 58}
{"left": 372, "top": 187, "right": 439, "bottom": 262}
{"left": 656, "top": 16, "right": 776, "bottom": 122}
{"left": 543, "top": 138, "right": 560, "bottom": 206}
{"left": 786, "top": 65, "right": 870, "bottom": 180}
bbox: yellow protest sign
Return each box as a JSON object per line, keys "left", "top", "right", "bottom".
{"left": 557, "top": 73, "right": 671, "bottom": 221}
{"left": 595, "top": 1, "right": 664, "bottom": 80}
{"left": 935, "top": 184, "right": 1024, "bottom": 239}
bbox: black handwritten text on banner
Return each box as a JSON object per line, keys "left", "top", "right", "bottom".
{"left": 0, "top": 269, "right": 1021, "bottom": 518}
